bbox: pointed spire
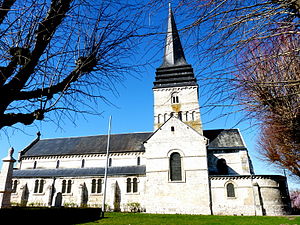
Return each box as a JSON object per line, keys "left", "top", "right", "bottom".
{"left": 154, "top": 4, "right": 197, "bottom": 88}
{"left": 160, "top": 3, "right": 187, "bottom": 68}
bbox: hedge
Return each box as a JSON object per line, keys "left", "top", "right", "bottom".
{"left": 0, "top": 207, "right": 101, "bottom": 224}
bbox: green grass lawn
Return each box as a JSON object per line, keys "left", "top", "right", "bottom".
{"left": 79, "top": 212, "right": 300, "bottom": 225}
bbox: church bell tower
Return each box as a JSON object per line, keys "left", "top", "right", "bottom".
{"left": 153, "top": 5, "right": 202, "bottom": 134}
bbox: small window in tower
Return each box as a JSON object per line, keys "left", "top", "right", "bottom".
{"left": 81, "top": 159, "right": 85, "bottom": 168}
{"left": 157, "top": 114, "right": 162, "bottom": 124}
{"left": 109, "top": 158, "right": 112, "bottom": 167}
{"left": 171, "top": 92, "right": 179, "bottom": 104}
{"left": 178, "top": 111, "right": 182, "bottom": 121}
{"left": 171, "top": 126, "right": 175, "bottom": 132}
{"left": 33, "top": 161, "right": 37, "bottom": 169}
{"left": 191, "top": 111, "right": 196, "bottom": 121}
{"left": 164, "top": 113, "right": 168, "bottom": 122}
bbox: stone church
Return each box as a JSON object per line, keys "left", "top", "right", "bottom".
{"left": 9, "top": 6, "right": 290, "bottom": 215}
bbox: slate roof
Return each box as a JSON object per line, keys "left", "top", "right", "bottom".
{"left": 20, "top": 132, "right": 152, "bottom": 158}
{"left": 20, "top": 129, "right": 245, "bottom": 158}
{"left": 13, "top": 166, "right": 146, "bottom": 178}
{"left": 154, "top": 64, "right": 198, "bottom": 88}
{"left": 204, "top": 129, "right": 246, "bottom": 150}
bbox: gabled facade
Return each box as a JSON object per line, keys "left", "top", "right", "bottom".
{"left": 9, "top": 5, "right": 291, "bottom": 216}
{"left": 145, "top": 117, "right": 210, "bottom": 214}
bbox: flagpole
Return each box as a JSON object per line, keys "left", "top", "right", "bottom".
{"left": 101, "top": 116, "right": 112, "bottom": 218}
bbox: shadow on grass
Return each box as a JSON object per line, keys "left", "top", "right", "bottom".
{"left": 0, "top": 207, "right": 102, "bottom": 225}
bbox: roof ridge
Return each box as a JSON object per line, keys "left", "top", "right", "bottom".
{"left": 38, "top": 131, "right": 153, "bottom": 141}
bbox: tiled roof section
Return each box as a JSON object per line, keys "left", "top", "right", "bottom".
{"left": 154, "top": 64, "right": 197, "bottom": 88}
{"left": 204, "top": 129, "right": 246, "bottom": 149}
{"left": 20, "top": 132, "right": 152, "bottom": 157}
{"left": 13, "top": 166, "right": 146, "bottom": 178}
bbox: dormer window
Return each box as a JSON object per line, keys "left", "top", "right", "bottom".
{"left": 171, "top": 92, "right": 179, "bottom": 104}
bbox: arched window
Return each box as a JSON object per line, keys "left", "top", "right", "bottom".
{"left": 12, "top": 180, "right": 18, "bottom": 193}
{"left": 191, "top": 111, "right": 196, "bottom": 121}
{"left": 39, "top": 180, "right": 44, "bottom": 193}
{"left": 33, "top": 161, "right": 37, "bottom": 169}
{"left": 185, "top": 112, "right": 189, "bottom": 121}
{"left": 133, "top": 178, "right": 138, "bottom": 193}
{"left": 91, "top": 179, "right": 102, "bottom": 193}
{"left": 91, "top": 179, "right": 96, "bottom": 193}
{"left": 126, "top": 178, "right": 131, "bottom": 193}
{"left": 137, "top": 157, "right": 140, "bottom": 166}
{"left": 81, "top": 159, "right": 85, "bottom": 168}
{"left": 56, "top": 160, "right": 60, "bottom": 169}
{"left": 157, "top": 114, "right": 162, "bottom": 124}
{"left": 97, "top": 179, "right": 102, "bottom": 193}
{"left": 34, "top": 180, "right": 39, "bottom": 193}
{"left": 164, "top": 113, "right": 168, "bottom": 122}
{"left": 226, "top": 183, "right": 235, "bottom": 197}
{"left": 34, "top": 179, "right": 44, "bottom": 194}
{"left": 62, "top": 180, "right": 67, "bottom": 193}
{"left": 171, "top": 92, "right": 179, "bottom": 104}
{"left": 67, "top": 180, "right": 72, "bottom": 193}
{"left": 109, "top": 158, "right": 112, "bottom": 167}
{"left": 170, "top": 152, "right": 182, "bottom": 181}
{"left": 217, "top": 158, "right": 228, "bottom": 175}
{"left": 178, "top": 111, "right": 182, "bottom": 121}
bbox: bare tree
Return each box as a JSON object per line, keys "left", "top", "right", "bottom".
{"left": 234, "top": 33, "right": 300, "bottom": 177}
{"left": 0, "top": 0, "right": 143, "bottom": 129}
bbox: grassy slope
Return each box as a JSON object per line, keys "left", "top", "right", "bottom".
{"left": 80, "top": 212, "right": 300, "bottom": 225}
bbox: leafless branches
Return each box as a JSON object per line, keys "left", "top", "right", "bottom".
{"left": 234, "top": 33, "right": 300, "bottom": 178}
{"left": 0, "top": 0, "right": 143, "bottom": 129}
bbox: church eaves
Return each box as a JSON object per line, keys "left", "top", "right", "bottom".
{"left": 154, "top": 4, "right": 197, "bottom": 88}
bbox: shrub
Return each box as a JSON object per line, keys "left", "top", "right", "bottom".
{"left": 126, "top": 202, "right": 141, "bottom": 213}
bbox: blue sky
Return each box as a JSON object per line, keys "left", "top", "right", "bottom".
{"left": 0, "top": 2, "right": 298, "bottom": 190}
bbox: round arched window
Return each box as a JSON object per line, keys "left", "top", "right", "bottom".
{"left": 170, "top": 152, "right": 182, "bottom": 181}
